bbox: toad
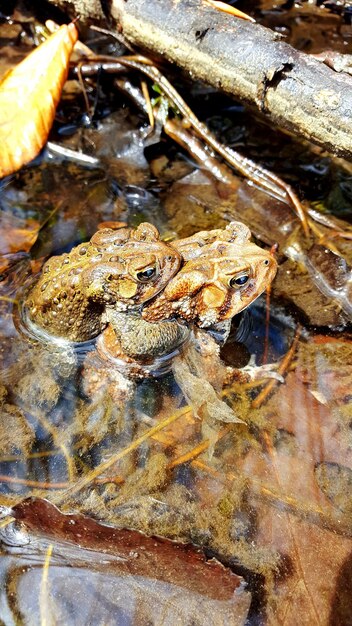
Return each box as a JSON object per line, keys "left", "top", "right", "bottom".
{"left": 143, "top": 221, "right": 276, "bottom": 328}
{"left": 24, "top": 223, "right": 182, "bottom": 342}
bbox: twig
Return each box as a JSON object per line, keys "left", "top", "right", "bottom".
{"left": 307, "top": 218, "right": 341, "bottom": 256}
{"left": 0, "top": 472, "right": 126, "bottom": 491}
{"left": 164, "top": 118, "right": 238, "bottom": 185}
{"left": 0, "top": 475, "right": 68, "bottom": 490}
{"left": 89, "top": 24, "right": 135, "bottom": 52}
{"left": 76, "top": 62, "right": 91, "bottom": 117}
{"left": 168, "top": 440, "right": 210, "bottom": 468}
{"left": 251, "top": 325, "right": 302, "bottom": 409}
{"left": 169, "top": 424, "right": 234, "bottom": 468}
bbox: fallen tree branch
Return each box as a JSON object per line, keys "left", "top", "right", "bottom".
{"left": 108, "top": 0, "right": 352, "bottom": 158}
{"left": 48, "top": 0, "right": 352, "bottom": 156}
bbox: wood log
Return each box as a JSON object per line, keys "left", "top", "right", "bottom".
{"left": 47, "top": 0, "right": 352, "bottom": 157}
{"left": 109, "top": 0, "right": 352, "bottom": 158}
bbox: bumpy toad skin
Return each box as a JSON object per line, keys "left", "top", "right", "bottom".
{"left": 103, "top": 311, "right": 189, "bottom": 361}
{"left": 25, "top": 223, "right": 181, "bottom": 342}
{"left": 142, "top": 221, "right": 277, "bottom": 328}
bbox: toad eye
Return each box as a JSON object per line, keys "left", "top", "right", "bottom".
{"left": 229, "top": 272, "right": 250, "bottom": 288}
{"left": 136, "top": 266, "right": 157, "bottom": 282}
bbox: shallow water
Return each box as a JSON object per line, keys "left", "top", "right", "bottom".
{"left": 0, "top": 3, "right": 352, "bottom": 624}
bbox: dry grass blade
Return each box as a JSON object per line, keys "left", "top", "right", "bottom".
{"left": 0, "top": 516, "right": 15, "bottom": 529}
{"left": 0, "top": 23, "right": 78, "bottom": 178}
{"left": 40, "top": 544, "right": 53, "bottom": 626}
{"left": 141, "top": 80, "right": 154, "bottom": 129}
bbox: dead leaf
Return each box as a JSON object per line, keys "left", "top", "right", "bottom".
{"left": 231, "top": 351, "right": 352, "bottom": 624}
{"left": 256, "top": 501, "right": 352, "bottom": 626}
{"left": 9, "top": 497, "right": 251, "bottom": 625}
{"left": 0, "top": 23, "right": 78, "bottom": 178}
{"left": 0, "top": 213, "right": 40, "bottom": 254}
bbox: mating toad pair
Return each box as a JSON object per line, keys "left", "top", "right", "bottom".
{"left": 25, "top": 221, "right": 277, "bottom": 366}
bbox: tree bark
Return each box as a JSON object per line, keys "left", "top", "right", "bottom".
{"left": 54, "top": 0, "right": 105, "bottom": 21}
{"left": 111, "top": 0, "right": 352, "bottom": 158}
{"left": 50, "top": 0, "right": 352, "bottom": 158}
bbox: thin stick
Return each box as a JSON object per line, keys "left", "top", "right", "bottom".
{"left": 89, "top": 24, "right": 135, "bottom": 52}
{"left": 168, "top": 424, "right": 233, "bottom": 468}
{"left": 168, "top": 440, "right": 210, "bottom": 468}
{"left": 76, "top": 62, "right": 91, "bottom": 117}
{"left": 0, "top": 472, "right": 126, "bottom": 491}
{"left": 140, "top": 80, "right": 154, "bottom": 129}
{"left": 0, "top": 475, "right": 68, "bottom": 490}
{"left": 164, "top": 118, "right": 238, "bottom": 185}
{"left": 307, "top": 218, "right": 341, "bottom": 256}
{"left": 252, "top": 325, "right": 301, "bottom": 409}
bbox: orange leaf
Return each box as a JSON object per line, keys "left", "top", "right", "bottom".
{"left": 0, "top": 213, "right": 40, "bottom": 254}
{"left": 0, "top": 23, "right": 78, "bottom": 178}
{"left": 203, "top": 0, "right": 255, "bottom": 22}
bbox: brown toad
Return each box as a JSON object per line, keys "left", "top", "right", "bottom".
{"left": 142, "top": 221, "right": 277, "bottom": 328}
{"left": 25, "top": 223, "right": 181, "bottom": 342}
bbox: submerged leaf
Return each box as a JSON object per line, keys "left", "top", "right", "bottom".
{"left": 10, "top": 497, "right": 251, "bottom": 625}
{"left": 0, "top": 213, "right": 40, "bottom": 254}
{"left": 0, "top": 23, "right": 78, "bottom": 178}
